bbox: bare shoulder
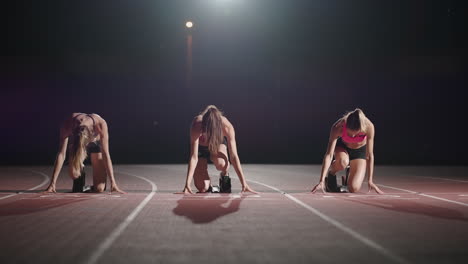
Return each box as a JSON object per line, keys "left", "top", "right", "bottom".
{"left": 64, "top": 112, "right": 82, "bottom": 124}
{"left": 221, "top": 116, "right": 234, "bottom": 132}
{"left": 192, "top": 115, "right": 203, "bottom": 127}
{"left": 88, "top": 114, "right": 107, "bottom": 135}
{"left": 190, "top": 115, "right": 203, "bottom": 133}
{"left": 193, "top": 115, "right": 203, "bottom": 123}
{"left": 221, "top": 116, "right": 232, "bottom": 126}
{"left": 90, "top": 113, "right": 106, "bottom": 124}
{"left": 61, "top": 113, "right": 80, "bottom": 131}
{"left": 331, "top": 118, "right": 344, "bottom": 133}
{"left": 71, "top": 112, "right": 83, "bottom": 119}
{"left": 365, "top": 118, "right": 375, "bottom": 134}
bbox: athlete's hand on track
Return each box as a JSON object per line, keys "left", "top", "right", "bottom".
{"left": 182, "top": 186, "right": 194, "bottom": 194}
{"left": 43, "top": 184, "right": 57, "bottom": 193}
{"left": 368, "top": 181, "right": 384, "bottom": 194}
{"left": 311, "top": 181, "right": 326, "bottom": 194}
{"left": 111, "top": 185, "right": 127, "bottom": 194}
{"left": 241, "top": 184, "right": 258, "bottom": 194}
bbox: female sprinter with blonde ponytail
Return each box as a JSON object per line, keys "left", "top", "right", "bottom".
{"left": 182, "top": 105, "right": 256, "bottom": 194}
{"left": 44, "top": 113, "right": 125, "bottom": 194}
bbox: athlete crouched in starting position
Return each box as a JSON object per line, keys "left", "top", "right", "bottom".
{"left": 311, "top": 108, "right": 383, "bottom": 194}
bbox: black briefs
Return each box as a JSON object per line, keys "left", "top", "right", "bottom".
{"left": 198, "top": 137, "right": 228, "bottom": 160}
{"left": 336, "top": 137, "right": 366, "bottom": 160}
{"left": 87, "top": 141, "right": 102, "bottom": 154}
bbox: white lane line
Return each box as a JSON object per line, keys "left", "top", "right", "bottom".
{"left": 378, "top": 184, "right": 468, "bottom": 207}
{"left": 347, "top": 195, "right": 401, "bottom": 198}
{"left": 377, "top": 184, "right": 418, "bottom": 194}
{"left": 84, "top": 170, "right": 157, "bottom": 264}
{"left": 0, "top": 169, "right": 50, "bottom": 200}
{"left": 418, "top": 194, "right": 468, "bottom": 207}
{"left": 292, "top": 192, "right": 411, "bottom": 196}
{"left": 203, "top": 194, "right": 261, "bottom": 198}
{"left": 247, "top": 179, "right": 411, "bottom": 264}
{"left": 419, "top": 176, "right": 468, "bottom": 183}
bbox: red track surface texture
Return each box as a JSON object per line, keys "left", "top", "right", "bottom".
{"left": 1, "top": 165, "right": 467, "bottom": 264}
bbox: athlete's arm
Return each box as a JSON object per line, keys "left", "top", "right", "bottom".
{"left": 94, "top": 115, "right": 125, "bottom": 194}
{"left": 311, "top": 120, "right": 341, "bottom": 193}
{"left": 183, "top": 117, "right": 201, "bottom": 194}
{"left": 45, "top": 116, "right": 73, "bottom": 193}
{"left": 224, "top": 118, "right": 257, "bottom": 194}
{"left": 365, "top": 121, "right": 383, "bottom": 194}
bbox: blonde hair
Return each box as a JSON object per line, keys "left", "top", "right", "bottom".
{"left": 69, "top": 126, "right": 93, "bottom": 178}
{"left": 200, "top": 105, "right": 224, "bottom": 155}
{"left": 341, "top": 108, "right": 368, "bottom": 132}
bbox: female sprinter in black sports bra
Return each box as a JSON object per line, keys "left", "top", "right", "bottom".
{"left": 182, "top": 105, "right": 256, "bottom": 194}
{"left": 44, "top": 113, "right": 125, "bottom": 194}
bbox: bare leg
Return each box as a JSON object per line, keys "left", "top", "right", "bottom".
{"left": 330, "top": 147, "right": 349, "bottom": 175}
{"left": 69, "top": 162, "right": 85, "bottom": 192}
{"left": 347, "top": 159, "right": 367, "bottom": 193}
{"left": 194, "top": 158, "right": 211, "bottom": 192}
{"left": 68, "top": 165, "right": 80, "bottom": 180}
{"left": 210, "top": 144, "right": 230, "bottom": 175}
{"left": 91, "top": 153, "right": 107, "bottom": 193}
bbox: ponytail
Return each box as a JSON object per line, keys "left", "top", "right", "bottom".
{"left": 201, "top": 105, "right": 224, "bottom": 154}
{"left": 70, "top": 126, "right": 91, "bottom": 178}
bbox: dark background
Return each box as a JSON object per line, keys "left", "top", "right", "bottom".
{"left": 1, "top": 0, "right": 467, "bottom": 165}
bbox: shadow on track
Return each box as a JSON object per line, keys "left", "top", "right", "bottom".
{"left": 346, "top": 198, "right": 468, "bottom": 222}
{"left": 172, "top": 194, "right": 246, "bottom": 224}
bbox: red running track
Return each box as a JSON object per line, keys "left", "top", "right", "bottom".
{"left": 0, "top": 165, "right": 467, "bottom": 264}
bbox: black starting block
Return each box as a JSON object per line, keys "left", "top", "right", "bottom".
{"left": 72, "top": 170, "right": 92, "bottom": 193}
{"left": 326, "top": 166, "right": 350, "bottom": 193}
{"left": 339, "top": 166, "right": 350, "bottom": 192}
{"left": 219, "top": 174, "right": 231, "bottom": 193}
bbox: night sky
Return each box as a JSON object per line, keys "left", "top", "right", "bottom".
{"left": 2, "top": 0, "right": 467, "bottom": 165}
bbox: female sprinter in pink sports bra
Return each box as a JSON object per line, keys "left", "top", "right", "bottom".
{"left": 311, "top": 108, "right": 383, "bottom": 194}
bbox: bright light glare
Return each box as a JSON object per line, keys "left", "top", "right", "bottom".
{"left": 186, "top": 21, "right": 193, "bottom": 28}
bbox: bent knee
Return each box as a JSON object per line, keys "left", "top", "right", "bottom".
{"left": 195, "top": 180, "right": 210, "bottom": 193}
{"left": 215, "top": 161, "right": 227, "bottom": 171}
{"left": 197, "top": 187, "right": 210, "bottom": 193}
{"left": 334, "top": 160, "right": 348, "bottom": 171}
{"left": 94, "top": 185, "right": 106, "bottom": 193}
{"left": 196, "top": 183, "right": 211, "bottom": 193}
{"left": 348, "top": 183, "right": 362, "bottom": 193}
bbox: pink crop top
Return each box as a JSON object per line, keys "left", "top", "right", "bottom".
{"left": 341, "top": 122, "right": 366, "bottom": 143}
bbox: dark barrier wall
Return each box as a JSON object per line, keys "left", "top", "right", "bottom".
{"left": 2, "top": 0, "right": 466, "bottom": 165}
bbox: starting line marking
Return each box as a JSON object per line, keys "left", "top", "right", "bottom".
{"left": 419, "top": 176, "right": 468, "bottom": 184}
{"left": 378, "top": 184, "right": 468, "bottom": 207}
{"left": 319, "top": 194, "right": 419, "bottom": 200}
{"left": 202, "top": 194, "right": 261, "bottom": 198}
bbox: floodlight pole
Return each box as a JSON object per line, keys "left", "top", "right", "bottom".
{"left": 186, "top": 22, "right": 193, "bottom": 89}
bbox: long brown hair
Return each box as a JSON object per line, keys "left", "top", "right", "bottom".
{"left": 341, "top": 108, "right": 368, "bottom": 132}
{"left": 200, "top": 105, "right": 224, "bottom": 155}
{"left": 69, "top": 126, "right": 93, "bottom": 178}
